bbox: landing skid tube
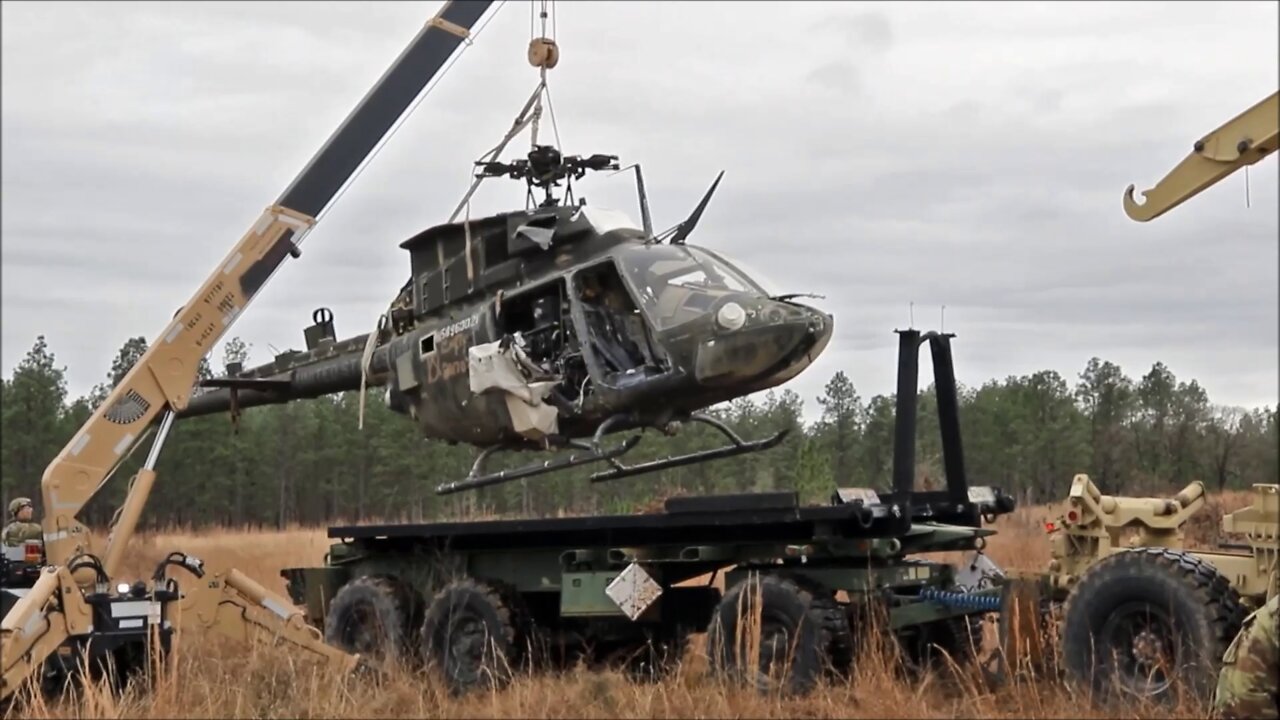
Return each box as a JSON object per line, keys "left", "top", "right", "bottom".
{"left": 433, "top": 413, "right": 788, "bottom": 496}
{"left": 589, "top": 413, "right": 788, "bottom": 484}
{"left": 435, "top": 436, "right": 642, "bottom": 495}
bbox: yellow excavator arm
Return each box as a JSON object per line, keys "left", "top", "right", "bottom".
{"left": 1123, "top": 90, "right": 1278, "bottom": 222}
{"left": 2, "top": 0, "right": 496, "bottom": 701}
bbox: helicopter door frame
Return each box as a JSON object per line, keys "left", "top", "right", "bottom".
{"left": 491, "top": 275, "right": 572, "bottom": 363}
{"left": 567, "top": 259, "right": 668, "bottom": 390}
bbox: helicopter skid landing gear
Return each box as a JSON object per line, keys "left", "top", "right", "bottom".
{"left": 434, "top": 435, "right": 642, "bottom": 496}
{"left": 433, "top": 413, "right": 788, "bottom": 496}
{"left": 588, "top": 413, "right": 789, "bottom": 484}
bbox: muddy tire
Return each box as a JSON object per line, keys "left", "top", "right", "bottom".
{"left": 1061, "top": 547, "right": 1247, "bottom": 704}
{"left": 421, "top": 578, "right": 527, "bottom": 696}
{"left": 324, "top": 575, "right": 423, "bottom": 666}
{"left": 706, "top": 572, "right": 848, "bottom": 696}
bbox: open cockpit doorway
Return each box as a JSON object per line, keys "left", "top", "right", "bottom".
{"left": 571, "top": 260, "right": 669, "bottom": 389}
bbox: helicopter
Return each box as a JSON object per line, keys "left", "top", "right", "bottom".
{"left": 178, "top": 142, "right": 835, "bottom": 495}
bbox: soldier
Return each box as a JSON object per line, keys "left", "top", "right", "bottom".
{"left": 3, "top": 497, "right": 43, "bottom": 546}
{"left": 1214, "top": 592, "right": 1279, "bottom": 720}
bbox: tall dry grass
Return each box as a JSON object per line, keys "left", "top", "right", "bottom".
{"left": 5, "top": 489, "right": 1260, "bottom": 719}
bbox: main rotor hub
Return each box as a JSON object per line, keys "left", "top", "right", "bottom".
{"left": 475, "top": 145, "right": 619, "bottom": 208}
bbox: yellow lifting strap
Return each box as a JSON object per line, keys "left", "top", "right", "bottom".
{"left": 1123, "top": 90, "right": 1278, "bottom": 222}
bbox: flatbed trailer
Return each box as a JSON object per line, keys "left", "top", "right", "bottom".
{"left": 283, "top": 329, "right": 1025, "bottom": 695}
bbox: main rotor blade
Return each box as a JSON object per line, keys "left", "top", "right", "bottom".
{"left": 669, "top": 170, "right": 724, "bottom": 245}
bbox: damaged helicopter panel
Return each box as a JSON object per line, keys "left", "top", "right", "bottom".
{"left": 468, "top": 338, "right": 560, "bottom": 442}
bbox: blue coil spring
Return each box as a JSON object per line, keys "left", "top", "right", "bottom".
{"left": 919, "top": 588, "right": 1002, "bottom": 612}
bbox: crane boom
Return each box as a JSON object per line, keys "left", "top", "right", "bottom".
{"left": 40, "top": 0, "right": 493, "bottom": 578}
{"left": 1123, "top": 90, "right": 1278, "bottom": 222}
{"left": 3, "top": 0, "right": 496, "bottom": 700}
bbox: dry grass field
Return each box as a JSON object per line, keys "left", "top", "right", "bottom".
{"left": 3, "top": 490, "right": 1258, "bottom": 719}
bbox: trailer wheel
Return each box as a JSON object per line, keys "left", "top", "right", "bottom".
{"left": 706, "top": 573, "right": 845, "bottom": 696}
{"left": 324, "top": 575, "right": 422, "bottom": 666}
{"left": 421, "top": 578, "right": 526, "bottom": 696}
{"left": 1060, "top": 547, "right": 1247, "bottom": 704}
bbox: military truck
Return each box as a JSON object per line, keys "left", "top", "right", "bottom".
{"left": 282, "top": 328, "right": 1022, "bottom": 695}
{"left": 1029, "top": 476, "right": 1279, "bottom": 704}
{"left": 1, "top": 540, "right": 44, "bottom": 620}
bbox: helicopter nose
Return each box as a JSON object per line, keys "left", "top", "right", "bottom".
{"left": 692, "top": 300, "right": 834, "bottom": 388}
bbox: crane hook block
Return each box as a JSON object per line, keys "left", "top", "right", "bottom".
{"left": 528, "top": 37, "right": 559, "bottom": 69}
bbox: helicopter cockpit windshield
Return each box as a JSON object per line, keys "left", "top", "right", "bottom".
{"left": 614, "top": 245, "right": 770, "bottom": 330}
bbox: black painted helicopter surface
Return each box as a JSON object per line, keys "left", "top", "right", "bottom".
{"left": 180, "top": 145, "right": 834, "bottom": 494}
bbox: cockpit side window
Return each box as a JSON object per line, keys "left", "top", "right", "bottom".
{"left": 685, "top": 247, "right": 762, "bottom": 294}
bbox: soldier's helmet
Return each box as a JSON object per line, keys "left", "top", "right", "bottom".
{"left": 8, "top": 497, "right": 32, "bottom": 517}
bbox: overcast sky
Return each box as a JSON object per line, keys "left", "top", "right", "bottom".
{"left": 3, "top": 1, "right": 1277, "bottom": 424}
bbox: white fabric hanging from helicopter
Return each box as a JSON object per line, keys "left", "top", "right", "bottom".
{"left": 468, "top": 339, "right": 560, "bottom": 441}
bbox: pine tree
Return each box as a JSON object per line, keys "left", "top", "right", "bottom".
{"left": 1, "top": 336, "right": 70, "bottom": 509}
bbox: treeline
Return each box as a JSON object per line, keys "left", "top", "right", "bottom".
{"left": 1, "top": 334, "right": 1276, "bottom": 530}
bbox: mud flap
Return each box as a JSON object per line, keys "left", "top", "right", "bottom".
{"left": 468, "top": 340, "right": 559, "bottom": 441}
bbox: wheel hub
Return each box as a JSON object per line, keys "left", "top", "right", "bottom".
{"left": 343, "top": 604, "right": 387, "bottom": 656}
{"left": 1131, "top": 628, "right": 1166, "bottom": 669}
{"left": 447, "top": 615, "right": 489, "bottom": 681}
{"left": 1099, "top": 601, "right": 1175, "bottom": 697}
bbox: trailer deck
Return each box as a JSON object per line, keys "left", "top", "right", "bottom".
{"left": 326, "top": 487, "right": 1012, "bottom": 552}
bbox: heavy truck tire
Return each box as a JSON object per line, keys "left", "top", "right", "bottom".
{"left": 1060, "top": 547, "right": 1248, "bottom": 704}
{"left": 421, "top": 578, "right": 529, "bottom": 696}
{"left": 899, "top": 612, "right": 986, "bottom": 676}
{"left": 323, "top": 574, "right": 423, "bottom": 667}
{"left": 705, "top": 573, "right": 850, "bottom": 696}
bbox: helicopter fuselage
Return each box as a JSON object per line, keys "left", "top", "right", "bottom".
{"left": 380, "top": 204, "right": 833, "bottom": 448}
{"left": 181, "top": 195, "right": 833, "bottom": 489}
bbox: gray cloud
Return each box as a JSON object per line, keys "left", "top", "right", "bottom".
{"left": 806, "top": 60, "right": 864, "bottom": 97}
{"left": 2, "top": 0, "right": 1277, "bottom": 423}
{"left": 819, "top": 11, "right": 894, "bottom": 54}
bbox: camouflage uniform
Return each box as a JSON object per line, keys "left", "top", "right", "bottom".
{"left": 1214, "top": 593, "right": 1280, "bottom": 720}
{"left": 2, "top": 497, "right": 42, "bottom": 547}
